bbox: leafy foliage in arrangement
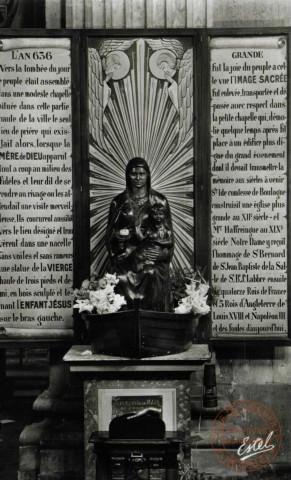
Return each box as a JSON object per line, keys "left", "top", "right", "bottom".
{"left": 171, "top": 267, "right": 219, "bottom": 315}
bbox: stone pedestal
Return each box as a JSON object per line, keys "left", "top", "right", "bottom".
{"left": 63, "top": 344, "right": 211, "bottom": 480}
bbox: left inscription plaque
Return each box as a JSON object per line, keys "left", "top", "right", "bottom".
{"left": 0, "top": 38, "right": 73, "bottom": 329}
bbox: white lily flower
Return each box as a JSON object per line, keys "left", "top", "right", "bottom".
{"left": 174, "top": 303, "right": 191, "bottom": 314}
{"left": 81, "top": 279, "right": 90, "bottom": 289}
{"left": 113, "top": 294, "right": 127, "bottom": 310}
{"left": 98, "top": 278, "right": 108, "bottom": 288}
{"left": 104, "top": 273, "right": 119, "bottom": 285}
{"left": 198, "top": 283, "right": 209, "bottom": 297}
{"left": 174, "top": 277, "right": 211, "bottom": 316}
{"left": 73, "top": 299, "right": 95, "bottom": 313}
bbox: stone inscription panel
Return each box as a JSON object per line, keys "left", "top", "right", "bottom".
{"left": 0, "top": 38, "right": 73, "bottom": 329}
{"left": 210, "top": 36, "right": 288, "bottom": 337}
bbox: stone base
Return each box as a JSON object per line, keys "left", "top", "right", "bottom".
{"left": 191, "top": 448, "right": 247, "bottom": 478}
{"left": 19, "top": 419, "right": 52, "bottom": 478}
{"left": 19, "top": 417, "right": 84, "bottom": 480}
{"left": 191, "top": 453, "right": 291, "bottom": 480}
{"left": 39, "top": 448, "right": 83, "bottom": 477}
{"left": 18, "top": 470, "right": 38, "bottom": 480}
{"left": 18, "top": 353, "right": 83, "bottom": 480}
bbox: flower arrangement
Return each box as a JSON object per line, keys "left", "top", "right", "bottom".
{"left": 73, "top": 268, "right": 217, "bottom": 357}
{"left": 73, "top": 273, "right": 126, "bottom": 315}
{"left": 170, "top": 267, "right": 218, "bottom": 316}
{"left": 74, "top": 268, "right": 217, "bottom": 317}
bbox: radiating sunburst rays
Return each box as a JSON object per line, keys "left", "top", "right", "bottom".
{"left": 89, "top": 39, "right": 194, "bottom": 275}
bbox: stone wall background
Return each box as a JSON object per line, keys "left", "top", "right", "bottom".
{"left": 41, "top": 0, "right": 291, "bottom": 29}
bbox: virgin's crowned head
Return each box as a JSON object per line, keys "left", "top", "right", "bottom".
{"left": 126, "top": 158, "right": 151, "bottom": 192}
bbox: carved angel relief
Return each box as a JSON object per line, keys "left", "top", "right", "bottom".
{"left": 147, "top": 39, "right": 193, "bottom": 146}
{"left": 88, "top": 39, "right": 135, "bottom": 151}
{"left": 88, "top": 38, "right": 193, "bottom": 155}
{"left": 89, "top": 38, "right": 194, "bottom": 274}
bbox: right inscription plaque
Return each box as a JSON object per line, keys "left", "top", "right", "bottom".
{"left": 210, "top": 36, "right": 288, "bottom": 339}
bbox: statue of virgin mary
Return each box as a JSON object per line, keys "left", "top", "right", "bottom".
{"left": 106, "top": 157, "right": 174, "bottom": 311}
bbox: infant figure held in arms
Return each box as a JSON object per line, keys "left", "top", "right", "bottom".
{"left": 134, "top": 204, "right": 173, "bottom": 272}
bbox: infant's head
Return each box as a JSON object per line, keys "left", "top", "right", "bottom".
{"left": 150, "top": 204, "right": 166, "bottom": 224}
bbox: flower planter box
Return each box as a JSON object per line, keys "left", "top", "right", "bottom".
{"left": 85, "top": 307, "right": 199, "bottom": 358}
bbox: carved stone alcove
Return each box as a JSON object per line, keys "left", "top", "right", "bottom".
{"left": 87, "top": 36, "right": 195, "bottom": 276}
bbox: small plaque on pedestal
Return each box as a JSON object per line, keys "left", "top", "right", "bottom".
{"left": 112, "top": 395, "right": 163, "bottom": 418}
{"left": 98, "top": 388, "right": 177, "bottom": 433}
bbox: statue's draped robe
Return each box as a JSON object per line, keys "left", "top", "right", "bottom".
{"left": 106, "top": 189, "right": 174, "bottom": 311}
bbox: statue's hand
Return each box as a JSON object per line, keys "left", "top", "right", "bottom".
{"left": 135, "top": 225, "right": 147, "bottom": 241}
{"left": 116, "top": 251, "right": 129, "bottom": 261}
{"left": 117, "top": 246, "right": 135, "bottom": 261}
{"left": 114, "top": 228, "right": 131, "bottom": 241}
{"left": 157, "top": 247, "right": 170, "bottom": 261}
